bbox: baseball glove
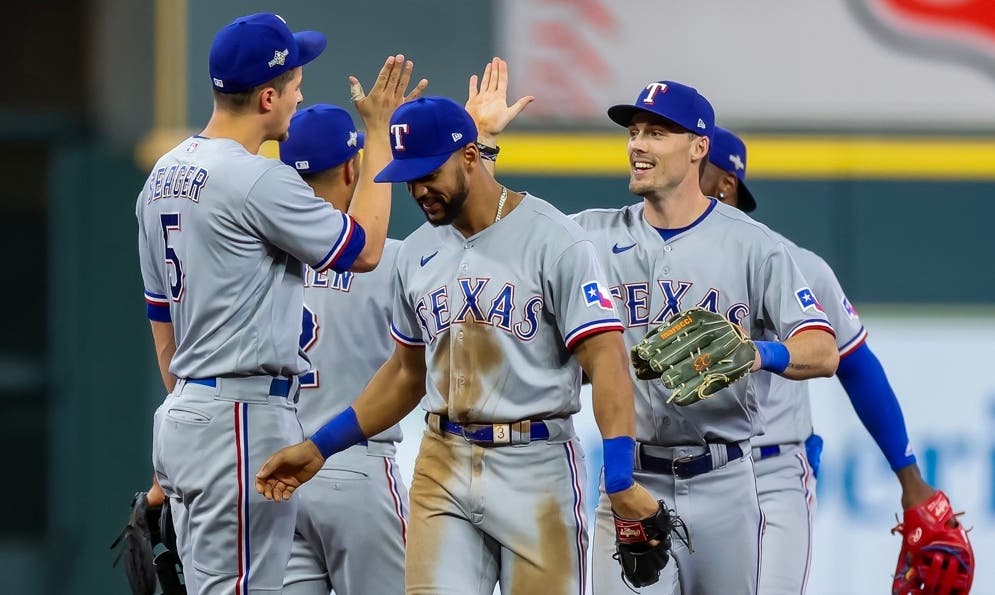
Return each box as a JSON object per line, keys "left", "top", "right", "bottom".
{"left": 612, "top": 500, "right": 689, "bottom": 589}
{"left": 109, "top": 491, "right": 162, "bottom": 595}
{"left": 630, "top": 308, "right": 757, "bottom": 406}
{"left": 892, "top": 490, "right": 974, "bottom": 595}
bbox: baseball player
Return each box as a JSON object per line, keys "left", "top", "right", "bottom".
{"left": 573, "top": 81, "right": 840, "bottom": 595}
{"left": 473, "top": 75, "right": 840, "bottom": 594}
{"left": 257, "top": 95, "right": 664, "bottom": 594}
{"left": 276, "top": 104, "right": 408, "bottom": 595}
{"left": 137, "top": 12, "right": 425, "bottom": 594}
{"left": 702, "top": 126, "right": 974, "bottom": 595}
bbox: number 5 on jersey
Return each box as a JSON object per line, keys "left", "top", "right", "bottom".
{"left": 159, "top": 213, "right": 184, "bottom": 301}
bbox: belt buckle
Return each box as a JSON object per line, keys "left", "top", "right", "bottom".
{"left": 458, "top": 423, "right": 477, "bottom": 444}
{"left": 492, "top": 423, "right": 511, "bottom": 445}
{"left": 459, "top": 423, "right": 494, "bottom": 445}
{"left": 672, "top": 454, "right": 696, "bottom": 479}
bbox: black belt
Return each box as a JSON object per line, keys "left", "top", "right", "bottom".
{"left": 639, "top": 443, "right": 744, "bottom": 479}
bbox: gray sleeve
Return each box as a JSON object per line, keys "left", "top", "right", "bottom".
{"left": 389, "top": 263, "right": 425, "bottom": 347}
{"left": 797, "top": 249, "right": 867, "bottom": 355}
{"left": 242, "top": 165, "right": 366, "bottom": 273}
{"left": 547, "top": 240, "right": 625, "bottom": 350}
{"left": 136, "top": 196, "right": 170, "bottom": 319}
{"left": 756, "top": 242, "right": 835, "bottom": 340}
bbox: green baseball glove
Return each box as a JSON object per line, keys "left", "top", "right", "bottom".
{"left": 630, "top": 308, "right": 757, "bottom": 406}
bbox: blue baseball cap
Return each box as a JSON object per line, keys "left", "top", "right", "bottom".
{"left": 374, "top": 97, "right": 478, "bottom": 183}
{"left": 608, "top": 81, "right": 714, "bottom": 139}
{"left": 209, "top": 13, "right": 327, "bottom": 94}
{"left": 708, "top": 126, "right": 756, "bottom": 212}
{"left": 280, "top": 104, "right": 364, "bottom": 174}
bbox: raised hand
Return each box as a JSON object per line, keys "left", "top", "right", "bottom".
{"left": 255, "top": 440, "right": 325, "bottom": 501}
{"left": 349, "top": 54, "right": 429, "bottom": 132}
{"left": 465, "top": 57, "right": 534, "bottom": 146}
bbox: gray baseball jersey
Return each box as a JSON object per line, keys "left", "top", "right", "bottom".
{"left": 752, "top": 233, "right": 863, "bottom": 595}
{"left": 297, "top": 239, "right": 404, "bottom": 445}
{"left": 577, "top": 199, "right": 834, "bottom": 595}
{"left": 139, "top": 136, "right": 365, "bottom": 595}
{"left": 754, "top": 232, "right": 866, "bottom": 447}
{"left": 392, "top": 193, "right": 616, "bottom": 594}
{"left": 572, "top": 200, "right": 835, "bottom": 445}
{"left": 136, "top": 136, "right": 366, "bottom": 379}
{"left": 284, "top": 239, "right": 407, "bottom": 595}
{"left": 390, "top": 193, "right": 624, "bottom": 423}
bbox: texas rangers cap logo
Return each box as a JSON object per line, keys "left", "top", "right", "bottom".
{"left": 390, "top": 123, "right": 410, "bottom": 151}
{"left": 642, "top": 82, "right": 668, "bottom": 104}
{"left": 847, "top": 0, "right": 995, "bottom": 77}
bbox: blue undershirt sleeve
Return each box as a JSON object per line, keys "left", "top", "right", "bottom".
{"left": 836, "top": 341, "right": 916, "bottom": 471}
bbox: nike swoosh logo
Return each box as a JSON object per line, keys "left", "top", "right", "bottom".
{"left": 612, "top": 242, "right": 637, "bottom": 254}
{"left": 420, "top": 251, "right": 439, "bottom": 267}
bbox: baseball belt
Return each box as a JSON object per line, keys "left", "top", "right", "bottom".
{"left": 184, "top": 376, "right": 295, "bottom": 398}
{"left": 426, "top": 413, "right": 549, "bottom": 446}
{"left": 636, "top": 441, "right": 749, "bottom": 479}
{"left": 752, "top": 443, "right": 792, "bottom": 461}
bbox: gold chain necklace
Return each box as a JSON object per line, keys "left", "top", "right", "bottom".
{"left": 494, "top": 186, "right": 509, "bottom": 223}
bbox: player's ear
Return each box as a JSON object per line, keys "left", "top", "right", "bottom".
{"left": 720, "top": 172, "right": 738, "bottom": 198}
{"left": 258, "top": 87, "right": 277, "bottom": 113}
{"left": 718, "top": 172, "right": 739, "bottom": 200}
{"left": 690, "top": 134, "right": 710, "bottom": 163}
{"left": 462, "top": 142, "right": 479, "bottom": 172}
{"left": 344, "top": 155, "right": 359, "bottom": 186}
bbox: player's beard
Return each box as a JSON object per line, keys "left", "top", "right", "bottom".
{"left": 424, "top": 170, "right": 469, "bottom": 227}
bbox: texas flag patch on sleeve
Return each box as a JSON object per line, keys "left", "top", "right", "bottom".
{"left": 841, "top": 296, "right": 858, "bottom": 319}
{"left": 582, "top": 281, "right": 614, "bottom": 311}
{"left": 795, "top": 287, "right": 824, "bottom": 312}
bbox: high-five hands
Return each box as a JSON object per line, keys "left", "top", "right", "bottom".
{"left": 465, "top": 57, "right": 534, "bottom": 146}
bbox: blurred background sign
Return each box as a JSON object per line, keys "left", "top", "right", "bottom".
{"left": 500, "top": 0, "right": 995, "bottom": 131}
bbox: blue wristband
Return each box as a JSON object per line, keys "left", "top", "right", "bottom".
{"left": 603, "top": 436, "right": 636, "bottom": 494}
{"left": 310, "top": 407, "right": 366, "bottom": 459}
{"left": 755, "top": 340, "right": 790, "bottom": 374}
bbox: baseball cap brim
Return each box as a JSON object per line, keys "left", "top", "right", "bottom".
{"left": 607, "top": 104, "right": 691, "bottom": 133}
{"left": 290, "top": 31, "right": 327, "bottom": 68}
{"left": 374, "top": 152, "right": 452, "bottom": 183}
{"left": 738, "top": 180, "right": 757, "bottom": 212}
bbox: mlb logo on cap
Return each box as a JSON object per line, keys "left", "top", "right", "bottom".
{"left": 607, "top": 80, "right": 715, "bottom": 140}
{"left": 209, "top": 12, "right": 327, "bottom": 93}
{"left": 374, "top": 97, "right": 478, "bottom": 183}
{"left": 280, "top": 104, "right": 365, "bottom": 174}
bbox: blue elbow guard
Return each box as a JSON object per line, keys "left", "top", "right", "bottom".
{"left": 603, "top": 436, "right": 636, "bottom": 494}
